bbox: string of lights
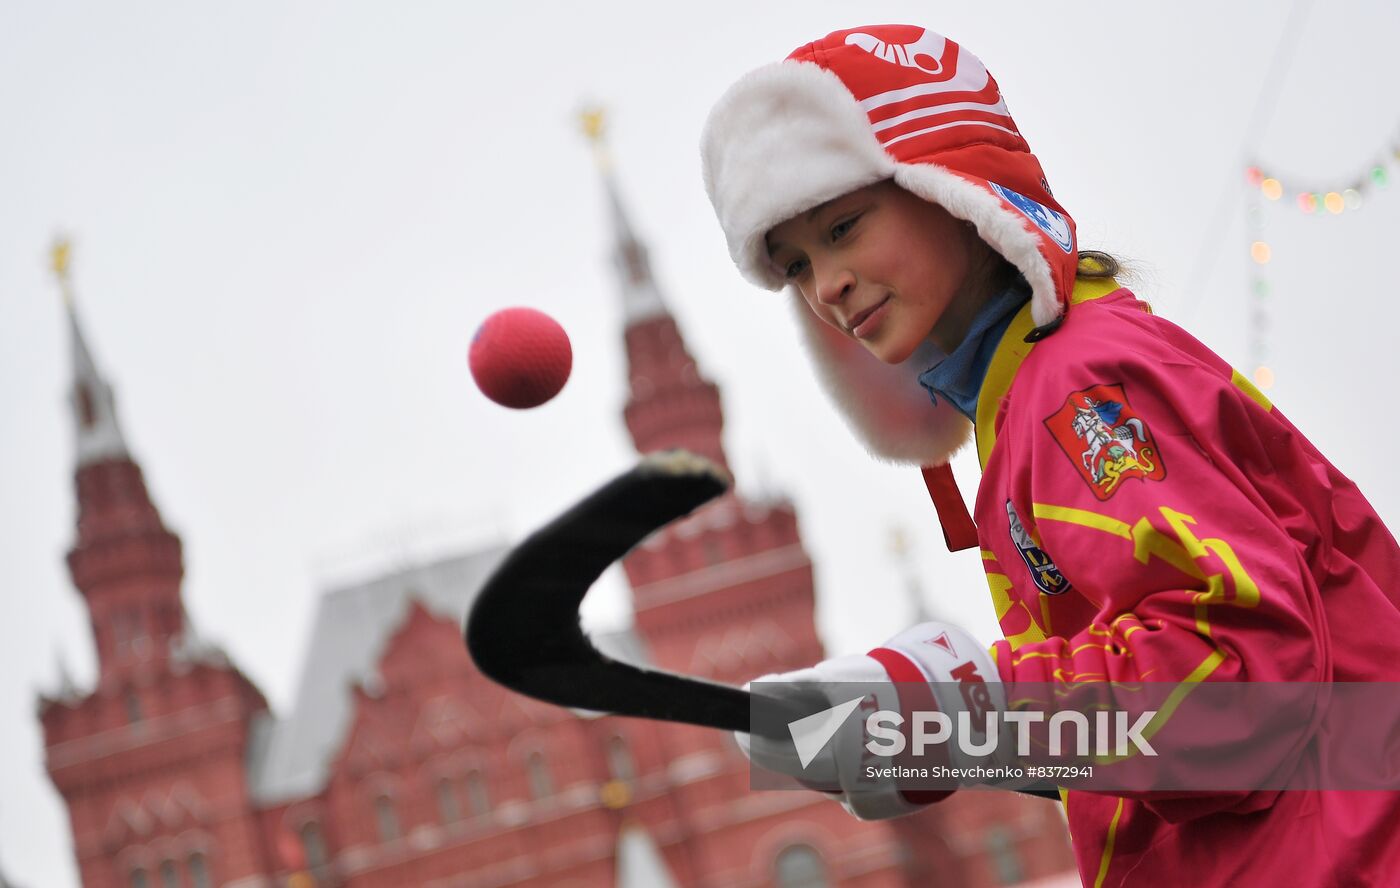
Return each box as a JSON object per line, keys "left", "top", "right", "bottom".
{"left": 1244, "top": 125, "right": 1400, "bottom": 389}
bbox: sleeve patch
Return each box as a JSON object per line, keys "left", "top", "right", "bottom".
{"left": 1043, "top": 382, "right": 1167, "bottom": 500}
{"left": 1006, "top": 500, "right": 1072, "bottom": 596}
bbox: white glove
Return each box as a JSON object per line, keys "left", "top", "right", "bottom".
{"left": 737, "top": 621, "right": 1004, "bottom": 821}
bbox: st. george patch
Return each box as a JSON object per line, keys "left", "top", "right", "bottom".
{"left": 1044, "top": 382, "right": 1165, "bottom": 500}
{"left": 1006, "top": 500, "right": 1070, "bottom": 595}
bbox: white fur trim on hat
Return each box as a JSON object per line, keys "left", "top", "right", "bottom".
{"left": 702, "top": 61, "right": 896, "bottom": 290}
{"left": 701, "top": 57, "right": 1066, "bottom": 465}
{"left": 701, "top": 58, "right": 1063, "bottom": 328}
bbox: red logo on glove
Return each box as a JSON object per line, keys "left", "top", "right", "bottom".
{"left": 923, "top": 631, "right": 957, "bottom": 658}
{"left": 951, "top": 661, "right": 993, "bottom": 731}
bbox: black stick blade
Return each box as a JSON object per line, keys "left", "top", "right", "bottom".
{"left": 465, "top": 451, "right": 801, "bottom": 735}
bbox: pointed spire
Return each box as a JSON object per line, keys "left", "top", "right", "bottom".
{"left": 580, "top": 108, "right": 731, "bottom": 471}
{"left": 51, "top": 236, "right": 129, "bottom": 467}
{"left": 55, "top": 235, "right": 187, "bottom": 677}
{"left": 579, "top": 108, "right": 668, "bottom": 325}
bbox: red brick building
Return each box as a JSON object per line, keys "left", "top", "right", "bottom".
{"left": 38, "top": 152, "right": 1077, "bottom": 887}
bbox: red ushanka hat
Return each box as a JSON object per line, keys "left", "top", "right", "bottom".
{"left": 701, "top": 24, "right": 1078, "bottom": 467}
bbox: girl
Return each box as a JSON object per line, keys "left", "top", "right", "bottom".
{"left": 701, "top": 23, "right": 1400, "bottom": 887}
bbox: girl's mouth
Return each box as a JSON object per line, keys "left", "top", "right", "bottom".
{"left": 850, "top": 295, "right": 892, "bottom": 339}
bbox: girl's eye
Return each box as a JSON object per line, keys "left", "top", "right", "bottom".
{"left": 783, "top": 258, "right": 809, "bottom": 279}
{"left": 830, "top": 215, "right": 860, "bottom": 241}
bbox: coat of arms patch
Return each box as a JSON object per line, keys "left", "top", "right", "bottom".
{"left": 1044, "top": 382, "right": 1165, "bottom": 500}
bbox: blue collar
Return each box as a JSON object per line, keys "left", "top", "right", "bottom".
{"left": 918, "top": 281, "right": 1031, "bottom": 422}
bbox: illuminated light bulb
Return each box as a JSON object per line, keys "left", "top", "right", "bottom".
{"left": 1254, "top": 366, "right": 1275, "bottom": 390}
{"left": 1245, "top": 166, "right": 1264, "bottom": 186}
{"left": 1250, "top": 241, "right": 1272, "bottom": 264}
{"left": 1297, "top": 192, "right": 1317, "bottom": 213}
{"left": 1253, "top": 279, "right": 1270, "bottom": 297}
{"left": 1261, "top": 178, "right": 1284, "bottom": 200}
{"left": 1373, "top": 166, "right": 1389, "bottom": 187}
{"left": 1344, "top": 188, "right": 1363, "bottom": 210}
{"left": 1324, "top": 192, "right": 1345, "bottom": 214}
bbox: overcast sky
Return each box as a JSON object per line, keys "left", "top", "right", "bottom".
{"left": 3, "top": 2, "right": 1398, "bottom": 884}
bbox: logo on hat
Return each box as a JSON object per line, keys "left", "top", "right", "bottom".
{"left": 991, "top": 183, "right": 1073, "bottom": 253}
{"left": 845, "top": 30, "right": 946, "bottom": 74}
{"left": 837, "top": 26, "right": 1019, "bottom": 153}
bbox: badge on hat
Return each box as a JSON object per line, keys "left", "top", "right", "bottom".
{"left": 991, "top": 183, "right": 1073, "bottom": 253}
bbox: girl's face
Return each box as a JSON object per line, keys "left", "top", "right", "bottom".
{"left": 765, "top": 180, "right": 987, "bottom": 363}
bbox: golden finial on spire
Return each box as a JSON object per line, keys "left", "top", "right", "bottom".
{"left": 50, "top": 234, "right": 75, "bottom": 307}
{"left": 51, "top": 235, "right": 71, "bottom": 282}
{"left": 579, "top": 106, "right": 606, "bottom": 144}
{"left": 578, "top": 105, "right": 613, "bottom": 172}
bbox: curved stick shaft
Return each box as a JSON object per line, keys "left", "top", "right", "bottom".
{"left": 466, "top": 452, "right": 803, "bottom": 735}
{"left": 465, "top": 451, "right": 1060, "bottom": 798}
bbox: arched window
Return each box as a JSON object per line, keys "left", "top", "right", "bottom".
{"left": 374, "top": 794, "right": 400, "bottom": 842}
{"left": 129, "top": 869, "right": 150, "bottom": 888}
{"left": 188, "top": 854, "right": 211, "bottom": 888}
{"left": 526, "top": 751, "right": 553, "bottom": 800}
{"left": 465, "top": 770, "right": 490, "bottom": 816}
{"left": 606, "top": 735, "right": 635, "bottom": 781}
{"left": 985, "top": 825, "right": 1025, "bottom": 885}
{"left": 435, "top": 776, "right": 460, "bottom": 823}
{"left": 125, "top": 690, "right": 143, "bottom": 724}
{"left": 300, "top": 821, "right": 327, "bottom": 869}
{"left": 158, "top": 860, "right": 178, "bottom": 888}
{"left": 775, "top": 844, "right": 829, "bottom": 888}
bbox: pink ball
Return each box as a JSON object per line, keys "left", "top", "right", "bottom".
{"left": 469, "top": 307, "right": 573, "bottom": 409}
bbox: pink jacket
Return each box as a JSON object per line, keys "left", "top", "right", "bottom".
{"left": 699, "top": 23, "right": 1400, "bottom": 884}
{"left": 972, "top": 279, "right": 1400, "bottom": 886}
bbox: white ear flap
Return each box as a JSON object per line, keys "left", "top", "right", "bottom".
{"left": 702, "top": 60, "right": 896, "bottom": 291}
{"left": 790, "top": 292, "right": 972, "bottom": 466}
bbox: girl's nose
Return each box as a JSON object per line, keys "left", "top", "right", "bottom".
{"left": 814, "top": 262, "right": 855, "bottom": 306}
